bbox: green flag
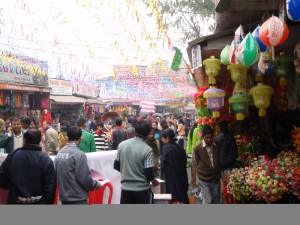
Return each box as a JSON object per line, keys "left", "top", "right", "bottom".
{"left": 170, "top": 47, "right": 183, "bottom": 71}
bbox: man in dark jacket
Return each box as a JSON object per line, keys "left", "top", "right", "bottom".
{"left": 217, "top": 121, "right": 238, "bottom": 204}
{"left": 0, "top": 128, "right": 57, "bottom": 204}
{"left": 217, "top": 121, "right": 238, "bottom": 172}
{"left": 110, "top": 117, "right": 128, "bottom": 150}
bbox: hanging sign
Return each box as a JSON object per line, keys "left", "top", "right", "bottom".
{"left": 192, "top": 45, "right": 202, "bottom": 69}
{"left": 73, "top": 81, "right": 100, "bottom": 98}
{"left": 0, "top": 51, "right": 48, "bottom": 87}
{"left": 49, "top": 79, "right": 73, "bottom": 96}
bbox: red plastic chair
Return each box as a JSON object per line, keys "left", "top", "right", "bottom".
{"left": 88, "top": 179, "right": 113, "bottom": 204}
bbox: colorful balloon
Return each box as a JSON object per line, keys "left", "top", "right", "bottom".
{"left": 235, "top": 33, "right": 260, "bottom": 66}
{"left": 252, "top": 26, "right": 267, "bottom": 52}
{"left": 259, "top": 15, "right": 289, "bottom": 47}
{"left": 287, "top": 0, "right": 300, "bottom": 21}
{"left": 220, "top": 45, "right": 230, "bottom": 65}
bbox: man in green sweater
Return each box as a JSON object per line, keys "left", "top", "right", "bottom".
{"left": 114, "top": 119, "right": 159, "bottom": 204}
{"left": 77, "top": 117, "right": 96, "bottom": 153}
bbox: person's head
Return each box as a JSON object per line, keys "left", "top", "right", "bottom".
{"left": 30, "top": 119, "right": 37, "bottom": 127}
{"left": 94, "top": 113, "right": 101, "bottom": 121}
{"left": 147, "top": 127, "right": 156, "bottom": 141}
{"left": 5, "top": 118, "right": 11, "bottom": 126}
{"left": 42, "top": 120, "right": 51, "bottom": 129}
{"left": 161, "top": 128, "right": 177, "bottom": 144}
{"left": 178, "top": 118, "right": 184, "bottom": 125}
{"left": 115, "top": 117, "right": 123, "bottom": 126}
{"left": 60, "top": 126, "right": 68, "bottom": 133}
{"left": 67, "top": 126, "right": 82, "bottom": 142}
{"left": 155, "top": 117, "right": 160, "bottom": 122}
{"left": 21, "top": 117, "right": 31, "bottom": 130}
{"left": 24, "top": 128, "right": 41, "bottom": 145}
{"left": 11, "top": 118, "right": 22, "bottom": 134}
{"left": 127, "top": 117, "right": 133, "bottom": 124}
{"left": 135, "top": 119, "right": 151, "bottom": 139}
{"left": 76, "top": 117, "right": 86, "bottom": 128}
{"left": 218, "top": 120, "right": 228, "bottom": 133}
{"left": 202, "top": 125, "right": 214, "bottom": 147}
{"left": 6, "top": 125, "right": 12, "bottom": 133}
{"left": 152, "top": 121, "right": 158, "bottom": 129}
{"left": 97, "top": 122, "right": 104, "bottom": 131}
{"left": 160, "top": 119, "right": 168, "bottom": 130}
{"left": 132, "top": 117, "right": 138, "bottom": 128}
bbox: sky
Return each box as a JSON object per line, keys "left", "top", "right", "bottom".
{"left": 0, "top": 0, "right": 197, "bottom": 102}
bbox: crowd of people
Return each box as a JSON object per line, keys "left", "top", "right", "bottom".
{"left": 0, "top": 112, "right": 239, "bottom": 205}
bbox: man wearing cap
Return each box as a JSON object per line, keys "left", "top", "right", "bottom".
{"left": 191, "top": 125, "right": 221, "bottom": 204}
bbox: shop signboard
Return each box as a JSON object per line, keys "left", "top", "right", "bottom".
{"left": 0, "top": 83, "right": 51, "bottom": 92}
{"left": 49, "top": 79, "right": 73, "bottom": 96}
{"left": 73, "top": 81, "right": 100, "bottom": 98}
{"left": 0, "top": 51, "right": 48, "bottom": 87}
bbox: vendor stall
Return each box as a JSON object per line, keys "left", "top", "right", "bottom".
{"left": 0, "top": 51, "right": 51, "bottom": 125}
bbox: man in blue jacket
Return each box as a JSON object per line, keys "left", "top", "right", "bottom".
{"left": 0, "top": 128, "right": 57, "bottom": 204}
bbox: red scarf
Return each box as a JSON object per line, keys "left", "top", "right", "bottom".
{"left": 96, "top": 130, "right": 103, "bottom": 136}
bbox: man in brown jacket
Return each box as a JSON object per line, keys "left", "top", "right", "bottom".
{"left": 191, "top": 125, "right": 221, "bottom": 204}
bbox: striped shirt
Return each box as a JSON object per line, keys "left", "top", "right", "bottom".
{"left": 93, "top": 132, "right": 109, "bottom": 151}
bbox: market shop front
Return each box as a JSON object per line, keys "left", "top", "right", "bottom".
{"left": 0, "top": 51, "right": 51, "bottom": 125}
{"left": 49, "top": 79, "right": 85, "bottom": 126}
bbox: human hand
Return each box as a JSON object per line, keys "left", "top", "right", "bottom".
{"left": 97, "top": 180, "right": 103, "bottom": 189}
{"left": 151, "top": 179, "right": 159, "bottom": 187}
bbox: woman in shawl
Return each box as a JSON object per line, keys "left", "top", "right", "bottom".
{"left": 160, "top": 128, "right": 189, "bottom": 204}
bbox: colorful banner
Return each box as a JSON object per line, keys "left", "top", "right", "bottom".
{"left": 49, "top": 79, "right": 73, "bottom": 96}
{"left": 0, "top": 51, "right": 48, "bottom": 87}
{"left": 73, "top": 81, "right": 100, "bottom": 98}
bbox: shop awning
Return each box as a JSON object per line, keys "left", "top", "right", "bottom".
{"left": 50, "top": 95, "right": 86, "bottom": 104}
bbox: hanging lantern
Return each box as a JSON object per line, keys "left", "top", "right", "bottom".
{"left": 227, "top": 64, "right": 248, "bottom": 93}
{"left": 203, "top": 56, "right": 221, "bottom": 85}
{"left": 249, "top": 83, "right": 274, "bottom": 117}
{"left": 259, "top": 15, "right": 289, "bottom": 60}
{"left": 235, "top": 33, "right": 260, "bottom": 66}
{"left": 229, "top": 93, "right": 250, "bottom": 121}
{"left": 203, "top": 87, "right": 225, "bottom": 118}
{"left": 252, "top": 26, "right": 267, "bottom": 52}
{"left": 287, "top": 0, "right": 300, "bottom": 22}
{"left": 274, "top": 52, "right": 294, "bottom": 111}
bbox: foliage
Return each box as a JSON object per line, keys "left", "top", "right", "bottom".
{"left": 148, "top": 0, "right": 215, "bottom": 43}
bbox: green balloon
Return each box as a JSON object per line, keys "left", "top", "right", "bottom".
{"left": 236, "top": 33, "right": 259, "bottom": 66}
{"left": 220, "top": 45, "right": 230, "bottom": 65}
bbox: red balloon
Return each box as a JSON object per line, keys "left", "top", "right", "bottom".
{"left": 259, "top": 16, "right": 289, "bottom": 47}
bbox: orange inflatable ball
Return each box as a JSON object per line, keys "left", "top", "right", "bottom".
{"left": 259, "top": 15, "right": 289, "bottom": 47}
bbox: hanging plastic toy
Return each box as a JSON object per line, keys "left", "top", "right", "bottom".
{"left": 259, "top": 15, "right": 289, "bottom": 60}
{"left": 287, "top": 0, "right": 300, "bottom": 21}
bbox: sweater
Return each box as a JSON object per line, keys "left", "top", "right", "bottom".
{"left": 116, "top": 137, "right": 153, "bottom": 191}
{"left": 79, "top": 129, "right": 96, "bottom": 153}
{"left": 192, "top": 141, "right": 221, "bottom": 181}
